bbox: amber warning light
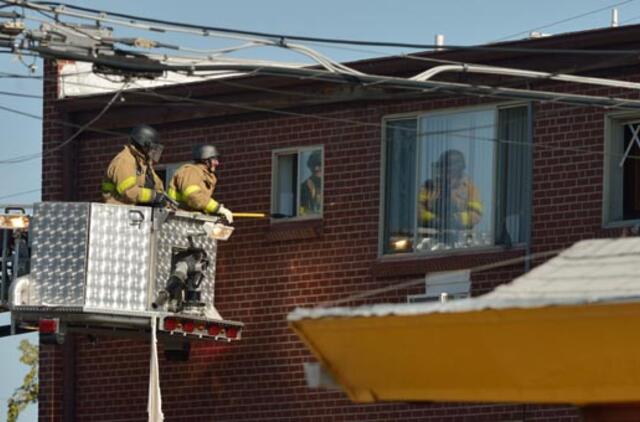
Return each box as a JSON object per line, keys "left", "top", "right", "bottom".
{"left": 0, "top": 214, "right": 29, "bottom": 230}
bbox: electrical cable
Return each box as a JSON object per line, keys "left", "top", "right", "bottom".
{"left": 317, "top": 249, "right": 562, "bottom": 308}
{"left": 12, "top": 0, "right": 640, "bottom": 56}
{"left": 3, "top": 0, "right": 640, "bottom": 113}
{"left": 25, "top": 44, "right": 640, "bottom": 111}
{"left": 8, "top": 3, "right": 640, "bottom": 109}
{"left": 0, "top": 102, "right": 122, "bottom": 139}
{"left": 0, "top": 67, "right": 630, "bottom": 136}
{"left": 0, "top": 83, "right": 126, "bottom": 164}
{"left": 494, "top": 0, "right": 637, "bottom": 42}
{"left": 0, "top": 0, "right": 636, "bottom": 306}
{"left": 120, "top": 76, "right": 640, "bottom": 163}
{"left": 0, "top": 90, "right": 40, "bottom": 98}
{"left": 0, "top": 72, "right": 40, "bottom": 79}
{"left": 24, "top": 7, "right": 363, "bottom": 76}
{"left": 0, "top": 188, "right": 40, "bottom": 201}
{"left": 4, "top": 67, "right": 640, "bottom": 167}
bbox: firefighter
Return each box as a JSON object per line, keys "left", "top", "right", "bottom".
{"left": 299, "top": 150, "right": 322, "bottom": 215}
{"left": 167, "top": 145, "right": 233, "bottom": 222}
{"left": 101, "top": 125, "right": 165, "bottom": 206}
{"left": 420, "top": 149, "right": 483, "bottom": 231}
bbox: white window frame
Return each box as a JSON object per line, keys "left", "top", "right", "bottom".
{"left": 271, "top": 145, "right": 324, "bottom": 221}
{"left": 379, "top": 103, "right": 528, "bottom": 258}
{"left": 603, "top": 112, "right": 640, "bottom": 228}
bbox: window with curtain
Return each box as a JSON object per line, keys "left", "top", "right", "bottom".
{"left": 382, "top": 105, "right": 531, "bottom": 255}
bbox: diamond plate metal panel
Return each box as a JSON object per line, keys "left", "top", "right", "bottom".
{"left": 154, "top": 212, "right": 218, "bottom": 312}
{"left": 29, "top": 202, "right": 90, "bottom": 306}
{"left": 85, "top": 204, "right": 152, "bottom": 312}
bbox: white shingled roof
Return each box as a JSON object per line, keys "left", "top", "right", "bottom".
{"left": 288, "top": 238, "right": 640, "bottom": 321}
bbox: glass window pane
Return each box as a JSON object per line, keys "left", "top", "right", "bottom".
{"left": 383, "top": 119, "right": 417, "bottom": 254}
{"left": 417, "top": 109, "right": 496, "bottom": 252}
{"left": 606, "top": 119, "right": 640, "bottom": 224}
{"left": 299, "top": 149, "right": 323, "bottom": 216}
{"left": 623, "top": 123, "right": 640, "bottom": 220}
{"left": 607, "top": 121, "right": 625, "bottom": 222}
{"left": 275, "top": 153, "right": 297, "bottom": 217}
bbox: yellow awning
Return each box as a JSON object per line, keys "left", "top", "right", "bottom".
{"left": 290, "top": 301, "right": 640, "bottom": 405}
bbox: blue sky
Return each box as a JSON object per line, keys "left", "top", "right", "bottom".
{"left": 1, "top": 0, "right": 639, "bottom": 420}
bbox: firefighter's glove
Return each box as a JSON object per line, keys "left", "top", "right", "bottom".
{"left": 454, "top": 211, "right": 473, "bottom": 229}
{"left": 217, "top": 205, "right": 234, "bottom": 224}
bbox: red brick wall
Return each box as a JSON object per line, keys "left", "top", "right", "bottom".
{"left": 532, "top": 98, "right": 623, "bottom": 253}
{"left": 38, "top": 59, "right": 640, "bottom": 421}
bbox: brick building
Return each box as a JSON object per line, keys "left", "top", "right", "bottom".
{"left": 39, "top": 24, "right": 640, "bottom": 421}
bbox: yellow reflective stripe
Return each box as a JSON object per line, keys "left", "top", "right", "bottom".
{"left": 116, "top": 176, "right": 137, "bottom": 195}
{"left": 468, "top": 201, "right": 483, "bottom": 213}
{"left": 138, "top": 188, "right": 153, "bottom": 203}
{"left": 167, "top": 188, "right": 182, "bottom": 202}
{"left": 205, "top": 198, "right": 220, "bottom": 214}
{"left": 101, "top": 181, "right": 115, "bottom": 193}
{"left": 459, "top": 211, "right": 471, "bottom": 227}
{"left": 421, "top": 209, "right": 436, "bottom": 222}
{"left": 183, "top": 185, "right": 201, "bottom": 198}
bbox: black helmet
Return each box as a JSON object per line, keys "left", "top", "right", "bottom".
{"left": 193, "top": 145, "right": 219, "bottom": 161}
{"left": 130, "top": 125, "right": 160, "bottom": 150}
{"left": 307, "top": 150, "right": 322, "bottom": 169}
{"left": 435, "top": 149, "right": 465, "bottom": 175}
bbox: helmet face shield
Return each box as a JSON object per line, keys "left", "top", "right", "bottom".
{"left": 148, "top": 143, "right": 164, "bottom": 163}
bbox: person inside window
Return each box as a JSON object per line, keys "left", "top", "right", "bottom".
{"left": 419, "top": 149, "right": 483, "bottom": 248}
{"left": 299, "top": 150, "right": 322, "bottom": 215}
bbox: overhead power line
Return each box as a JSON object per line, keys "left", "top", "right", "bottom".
{"left": 0, "top": 90, "right": 41, "bottom": 99}
{"left": 3, "top": 67, "right": 640, "bottom": 169}
{"left": 10, "top": 0, "right": 640, "bottom": 56}
{"left": 0, "top": 85, "right": 125, "bottom": 164}
{"left": 4, "top": 1, "right": 639, "bottom": 112}
{"left": 24, "top": 44, "right": 640, "bottom": 112}
{"left": 0, "top": 188, "right": 40, "bottom": 201}
{"left": 4, "top": 0, "right": 640, "bottom": 113}
{"left": 318, "top": 249, "right": 562, "bottom": 307}
{"left": 494, "top": 0, "right": 637, "bottom": 42}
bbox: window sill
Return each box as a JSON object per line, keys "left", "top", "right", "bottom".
{"left": 602, "top": 219, "right": 640, "bottom": 229}
{"left": 266, "top": 218, "right": 323, "bottom": 242}
{"left": 372, "top": 244, "right": 527, "bottom": 278}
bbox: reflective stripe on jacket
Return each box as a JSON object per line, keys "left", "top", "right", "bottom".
{"left": 101, "top": 145, "right": 164, "bottom": 205}
{"left": 420, "top": 176, "right": 483, "bottom": 228}
{"left": 168, "top": 163, "right": 219, "bottom": 214}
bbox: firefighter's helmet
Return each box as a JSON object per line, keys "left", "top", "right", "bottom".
{"left": 307, "top": 150, "right": 322, "bottom": 170}
{"left": 193, "top": 145, "right": 220, "bottom": 161}
{"left": 130, "top": 125, "right": 163, "bottom": 162}
{"left": 130, "top": 125, "right": 160, "bottom": 150}
{"left": 435, "top": 149, "right": 465, "bottom": 176}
